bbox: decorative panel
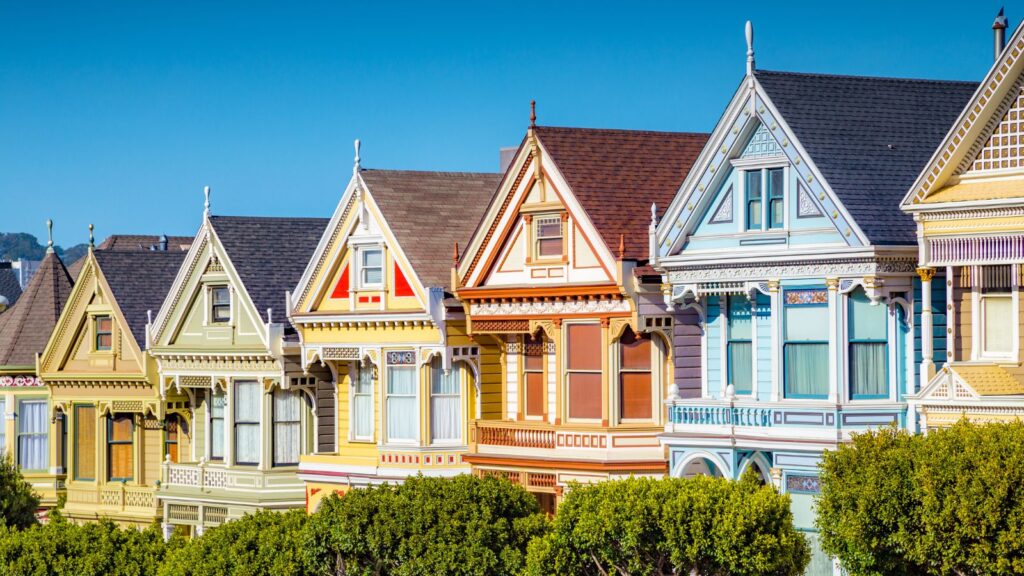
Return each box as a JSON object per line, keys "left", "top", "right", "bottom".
{"left": 741, "top": 123, "right": 783, "bottom": 159}
{"left": 970, "top": 86, "right": 1024, "bottom": 172}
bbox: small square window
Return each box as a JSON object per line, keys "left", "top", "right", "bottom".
{"left": 535, "top": 216, "right": 563, "bottom": 258}
{"left": 95, "top": 316, "right": 112, "bottom": 351}
{"left": 360, "top": 249, "right": 383, "bottom": 287}
{"left": 211, "top": 286, "right": 230, "bottom": 323}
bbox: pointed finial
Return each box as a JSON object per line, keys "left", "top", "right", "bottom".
{"left": 650, "top": 203, "right": 658, "bottom": 225}
{"left": 203, "top": 186, "right": 211, "bottom": 218}
{"left": 530, "top": 100, "right": 536, "bottom": 128}
{"left": 745, "top": 21, "right": 755, "bottom": 75}
{"left": 618, "top": 234, "right": 625, "bottom": 260}
{"left": 88, "top": 223, "right": 94, "bottom": 251}
{"left": 46, "top": 219, "right": 54, "bottom": 254}
{"left": 453, "top": 242, "right": 460, "bottom": 266}
{"left": 354, "top": 139, "right": 361, "bottom": 175}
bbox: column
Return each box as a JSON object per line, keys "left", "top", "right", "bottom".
{"left": 600, "top": 318, "right": 610, "bottom": 427}
{"left": 917, "top": 267, "right": 936, "bottom": 390}
{"left": 552, "top": 320, "right": 563, "bottom": 425}
{"left": 768, "top": 281, "right": 781, "bottom": 402}
{"left": 826, "top": 278, "right": 839, "bottom": 403}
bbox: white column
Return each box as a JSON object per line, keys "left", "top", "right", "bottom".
{"left": 918, "top": 267, "right": 936, "bottom": 390}
{"left": 769, "top": 281, "right": 781, "bottom": 402}
{"left": 827, "top": 278, "right": 839, "bottom": 403}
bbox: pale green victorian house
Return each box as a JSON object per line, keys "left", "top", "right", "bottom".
{"left": 148, "top": 197, "right": 330, "bottom": 536}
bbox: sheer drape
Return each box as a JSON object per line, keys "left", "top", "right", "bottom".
{"left": 234, "top": 381, "right": 260, "bottom": 464}
{"left": 850, "top": 343, "right": 887, "bottom": 397}
{"left": 784, "top": 295, "right": 829, "bottom": 398}
{"left": 17, "top": 400, "right": 47, "bottom": 470}
{"left": 430, "top": 360, "right": 461, "bottom": 443}
{"left": 784, "top": 344, "right": 829, "bottom": 396}
{"left": 729, "top": 342, "right": 753, "bottom": 394}
{"left": 353, "top": 365, "right": 373, "bottom": 439}
{"left": 387, "top": 367, "right": 416, "bottom": 442}
{"left": 210, "top": 391, "right": 225, "bottom": 460}
{"left": 983, "top": 296, "right": 1013, "bottom": 354}
{"left": 273, "top": 390, "right": 301, "bottom": 465}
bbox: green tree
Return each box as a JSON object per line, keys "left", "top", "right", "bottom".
{"left": 817, "top": 422, "right": 1024, "bottom": 576}
{"left": 524, "top": 472, "right": 809, "bottom": 576}
{"left": 0, "top": 453, "right": 39, "bottom": 529}
{"left": 0, "top": 516, "right": 176, "bottom": 576}
{"left": 159, "top": 509, "right": 309, "bottom": 576}
{"left": 302, "top": 474, "right": 548, "bottom": 576}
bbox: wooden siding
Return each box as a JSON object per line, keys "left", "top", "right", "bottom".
{"left": 952, "top": 267, "right": 973, "bottom": 361}
{"left": 674, "top": 307, "right": 702, "bottom": 399}
{"left": 315, "top": 378, "right": 336, "bottom": 453}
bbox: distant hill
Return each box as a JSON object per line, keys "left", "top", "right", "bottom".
{"left": 0, "top": 232, "right": 88, "bottom": 262}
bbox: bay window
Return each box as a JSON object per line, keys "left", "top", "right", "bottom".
{"left": 17, "top": 400, "right": 47, "bottom": 471}
{"left": 107, "top": 414, "right": 133, "bottom": 481}
{"left": 566, "top": 323, "right": 602, "bottom": 420}
{"left": 727, "top": 296, "right": 753, "bottom": 395}
{"left": 783, "top": 289, "right": 829, "bottom": 398}
{"left": 619, "top": 328, "right": 653, "bottom": 420}
{"left": 352, "top": 364, "right": 374, "bottom": 440}
{"left": 386, "top": 351, "right": 417, "bottom": 443}
{"left": 848, "top": 288, "right": 888, "bottom": 399}
{"left": 429, "top": 358, "right": 462, "bottom": 443}
{"left": 272, "top": 390, "right": 301, "bottom": 466}
{"left": 234, "top": 381, "right": 260, "bottom": 465}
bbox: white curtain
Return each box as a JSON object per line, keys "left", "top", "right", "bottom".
{"left": 785, "top": 344, "right": 829, "bottom": 397}
{"left": 273, "top": 390, "right": 301, "bottom": 465}
{"left": 850, "top": 343, "right": 887, "bottom": 397}
{"left": 353, "top": 365, "right": 373, "bottom": 439}
{"left": 234, "top": 381, "right": 260, "bottom": 464}
{"left": 430, "top": 360, "right": 462, "bottom": 443}
{"left": 210, "top": 391, "right": 225, "bottom": 460}
{"left": 984, "top": 296, "right": 1013, "bottom": 354}
{"left": 18, "top": 400, "right": 48, "bottom": 470}
{"left": 386, "top": 366, "right": 416, "bottom": 442}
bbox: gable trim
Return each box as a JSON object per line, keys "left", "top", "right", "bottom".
{"left": 291, "top": 176, "right": 361, "bottom": 313}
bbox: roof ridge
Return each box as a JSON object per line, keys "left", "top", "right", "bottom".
{"left": 361, "top": 168, "right": 501, "bottom": 177}
{"left": 535, "top": 125, "right": 710, "bottom": 137}
{"left": 210, "top": 215, "right": 330, "bottom": 221}
{"left": 755, "top": 68, "right": 978, "bottom": 86}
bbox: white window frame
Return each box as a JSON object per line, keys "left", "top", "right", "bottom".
{"left": 533, "top": 214, "right": 564, "bottom": 260}
{"left": 973, "top": 289, "right": 1019, "bottom": 362}
{"left": 733, "top": 158, "right": 789, "bottom": 233}
{"left": 208, "top": 388, "right": 226, "bottom": 461}
{"left": 350, "top": 362, "right": 375, "bottom": 442}
{"left": 384, "top": 352, "right": 418, "bottom": 445}
{"left": 429, "top": 359, "right": 463, "bottom": 446}
{"left": 357, "top": 247, "right": 384, "bottom": 289}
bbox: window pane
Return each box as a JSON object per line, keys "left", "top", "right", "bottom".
{"left": 768, "top": 168, "right": 785, "bottom": 198}
{"left": 387, "top": 366, "right": 416, "bottom": 442}
{"left": 235, "top": 381, "right": 260, "bottom": 421}
{"left": 620, "top": 372, "right": 652, "bottom": 419}
{"left": 353, "top": 394, "right": 373, "bottom": 438}
{"left": 784, "top": 305, "right": 829, "bottom": 341}
{"left": 235, "top": 423, "right": 259, "bottom": 464}
{"left": 620, "top": 329, "right": 652, "bottom": 370}
{"left": 728, "top": 297, "right": 752, "bottom": 340}
{"left": 747, "top": 200, "right": 762, "bottom": 229}
{"left": 110, "top": 445, "right": 133, "bottom": 480}
{"left": 785, "top": 343, "right": 829, "bottom": 397}
{"left": 212, "top": 287, "right": 229, "bottom": 305}
{"left": 210, "top": 391, "right": 225, "bottom": 459}
{"left": 526, "top": 372, "right": 545, "bottom": 417}
{"left": 387, "top": 366, "right": 416, "bottom": 395}
{"left": 729, "top": 342, "right": 753, "bottom": 394}
{"left": 108, "top": 415, "right": 133, "bottom": 480}
{"left": 75, "top": 406, "right": 95, "bottom": 480}
{"left": 770, "top": 199, "right": 784, "bottom": 228}
{"left": 97, "top": 333, "right": 113, "bottom": 349}
{"left": 430, "top": 360, "right": 461, "bottom": 395}
{"left": 354, "top": 366, "right": 373, "bottom": 394}
{"left": 273, "top": 391, "right": 301, "bottom": 465}
{"left": 537, "top": 219, "right": 562, "bottom": 238}
{"left": 984, "top": 296, "right": 1013, "bottom": 354}
{"left": 97, "top": 316, "right": 111, "bottom": 332}
{"left": 746, "top": 171, "right": 762, "bottom": 199}
{"left": 362, "top": 249, "right": 382, "bottom": 267}
{"left": 212, "top": 305, "right": 230, "bottom": 323}
{"left": 430, "top": 362, "right": 461, "bottom": 443}
{"left": 567, "top": 324, "right": 601, "bottom": 371}
{"left": 18, "top": 401, "right": 48, "bottom": 470}
{"left": 0, "top": 400, "right": 5, "bottom": 455}
{"left": 849, "top": 289, "right": 887, "bottom": 340}
{"left": 524, "top": 354, "right": 543, "bottom": 372}
{"left": 537, "top": 238, "right": 562, "bottom": 257}
{"left": 850, "top": 342, "right": 887, "bottom": 397}
{"left": 362, "top": 267, "right": 383, "bottom": 285}
{"left": 568, "top": 373, "right": 602, "bottom": 419}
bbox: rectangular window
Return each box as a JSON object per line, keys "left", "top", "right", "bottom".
{"left": 360, "top": 249, "right": 383, "bottom": 287}
{"left": 211, "top": 286, "right": 230, "bottom": 323}
{"left": 619, "top": 329, "right": 653, "bottom": 420}
{"left": 107, "top": 414, "right": 133, "bottom": 481}
{"left": 94, "top": 315, "right": 112, "bottom": 351}
{"left": 209, "top": 390, "right": 225, "bottom": 460}
{"left": 727, "top": 296, "right": 753, "bottom": 395}
{"left": 234, "top": 381, "right": 260, "bottom": 465}
{"left": 352, "top": 364, "right": 374, "bottom": 440}
{"left": 783, "top": 289, "right": 829, "bottom": 398}
{"left": 535, "top": 216, "right": 563, "bottom": 258}
{"left": 17, "top": 400, "right": 48, "bottom": 471}
{"left": 745, "top": 171, "right": 762, "bottom": 230}
{"left": 981, "top": 294, "right": 1014, "bottom": 355}
{"left": 524, "top": 337, "right": 545, "bottom": 417}
{"left": 164, "top": 414, "right": 179, "bottom": 463}
{"left": 567, "top": 323, "right": 602, "bottom": 420}
{"left": 74, "top": 405, "right": 96, "bottom": 480}
{"left": 430, "top": 359, "right": 461, "bottom": 443}
{"left": 386, "top": 352, "right": 417, "bottom": 443}
{"left": 273, "top": 390, "right": 301, "bottom": 466}
{"left": 767, "top": 168, "right": 785, "bottom": 229}
{"left": 848, "top": 288, "right": 888, "bottom": 398}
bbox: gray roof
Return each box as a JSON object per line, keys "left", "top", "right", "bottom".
{"left": 0, "top": 266, "right": 21, "bottom": 308}
{"left": 0, "top": 252, "right": 73, "bottom": 367}
{"left": 93, "top": 250, "right": 188, "bottom": 348}
{"left": 755, "top": 70, "right": 978, "bottom": 245}
{"left": 360, "top": 170, "right": 502, "bottom": 291}
{"left": 209, "top": 216, "right": 329, "bottom": 325}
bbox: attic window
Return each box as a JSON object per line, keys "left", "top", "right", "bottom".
{"left": 535, "top": 216, "right": 563, "bottom": 258}
{"left": 359, "top": 248, "right": 383, "bottom": 288}
{"left": 211, "top": 286, "right": 230, "bottom": 323}
{"left": 94, "top": 316, "right": 112, "bottom": 351}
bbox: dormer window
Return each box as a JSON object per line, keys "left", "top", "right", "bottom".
{"left": 210, "top": 286, "right": 230, "bottom": 323}
{"left": 359, "top": 248, "right": 383, "bottom": 288}
{"left": 535, "top": 216, "right": 563, "bottom": 259}
{"left": 94, "top": 316, "right": 112, "bottom": 351}
{"left": 744, "top": 168, "right": 785, "bottom": 231}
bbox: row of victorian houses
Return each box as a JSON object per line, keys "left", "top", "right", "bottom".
{"left": 3, "top": 15, "right": 1024, "bottom": 574}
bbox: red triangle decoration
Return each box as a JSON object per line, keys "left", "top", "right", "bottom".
{"left": 330, "top": 264, "right": 350, "bottom": 299}
{"left": 394, "top": 262, "right": 414, "bottom": 297}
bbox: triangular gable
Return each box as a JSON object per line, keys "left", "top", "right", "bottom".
{"left": 458, "top": 132, "right": 617, "bottom": 289}
{"left": 657, "top": 79, "right": 864, "bottom": 257}
{"left": 291, "top": 172, "right": 430, "bottom": 316}
{"left": 903, "top": 26, "right": 1024, "bottom": 206}
{"left": 915, "top": 368, "right": 979, "bottom": 402}
{"left": 149, "top": 222, "right": 268, "bottom": 351}
{"left": 39, "top": 254, "right": 145, "bottom": 378}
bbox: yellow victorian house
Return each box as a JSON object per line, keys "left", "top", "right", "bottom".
{"left": 290, "top": 145, "right": 502, "bottom": 511}
{"left": 39, "top": 234, "right": 190, "bottom": 525}
{"left": 902, "top": 18, "right": 1024, "bottom": 428}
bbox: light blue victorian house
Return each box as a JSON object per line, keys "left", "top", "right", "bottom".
{"left": 649, "top": 24, "right": 977, "bottom": 573}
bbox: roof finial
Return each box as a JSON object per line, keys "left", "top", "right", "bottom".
{"left": 46, "top": 219, "right": 54, "bottom": 254}
{"left": 203, "top": 186, "right": 211, "bottom": 218}
{"left": 88, "top": 223, "right": 95, "bottom": 252}
{"left": 650, "top": 203, "right": 658, "bottom": 226}
{"left": 453, "top": 242, "right": 460, "bottom": 266}
{"left": 530, "top": 100, "right": 537, "bottom": 128}
{"left": 745, "top": 21, "right": 755, "bottom": 75}
{"left": 354, "top": 139, "right": 361, "bottom": 175}
{"left": 618, "top": 234, "right": 625, "bottom": 260}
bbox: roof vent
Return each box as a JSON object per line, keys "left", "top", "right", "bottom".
{"left": 159, "top": 234, "right": 168, "bottom": 251}
{"left": 994, "top": 8, "right": 1008, "bottom": 62}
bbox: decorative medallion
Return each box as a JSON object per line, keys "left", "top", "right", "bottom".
{"left": 786, "top": 474, "right": 821, "bottom": 494}
{"left": 796, "top": 184, "right": 822, "bottom": 218}
{"left": 386, "top": 350, "right": 416, "bottom": 365}
{"left": 784, "top": 289, "right": 828, "bottom": 305}
{"left": 710, "top": 186, "right": 734, "bottom": 223}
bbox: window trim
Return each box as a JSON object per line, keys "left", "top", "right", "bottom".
{"left": 533, "top": 214, "right": 565, "bottom": 261}
{"left": 741, "top": 165, "right": 788, "bottom": 232}
{"left": 208, "top": 388, "right": 225, "bottom": 462}
{"left": 271, "top": 389, "right": 302, "bottom": 467}
{"left": 357, "top": 247, "right": 384, "bottom": 289}
{"left": 975, "top": 289, "right": 1018, "bottom": 362}
{"left": 233, "top": 380, "right": 261, "bottom": 466}
{"left": 782, "top": 288, "right": 830, "bottom": 400}
{"left": 106, "top": 414, "right": 134, "bottom": 482}
{"left": 384, "top": 351, "right": 418, "bottom": 445}
{"left": 94, "top": 315, "right": 113, "bottom": 352}
{"left": 726, "top": 296, "right": 755, "bottom": 396}
{"left": 564, "top": 321, "right": 604, "bottom": 423}
{"left": 522, "top": 337, "right": 546, "bottom": 420}
{"left": 16, "top": 398, "right": 48, "bottom": 473}
{"left": 209, "top": 285, "right": 231, "bottom": 324}
{"left": 429, "top": 358, "right": 463, "bottom": 446}
{"left": 846, "top": 289, "right": 889, "bottom": 401}
{"left": 350, "top": 362, "right": 375, "bottom": 442}
{"left": 164, "top": 414, "right": 180, "bottom": 463}
{"left": 73, "top": 404, "right": 95, "bottom": 481}
{"left": 617, "top": 329, "right": 658, "bottom": 424}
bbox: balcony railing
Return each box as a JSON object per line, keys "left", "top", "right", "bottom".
{"left": 160, "top": 459, "right": 303, "bottom": 495}
{"left": 66, "top": 483, "right": 158, "bottom": 515}
{"left": 477, "top": 422, "right": 556, "bottom": 449}
{"left": 668, "top": 404, "right": 774, "bottom": 427}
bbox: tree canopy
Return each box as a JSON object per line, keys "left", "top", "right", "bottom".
{"left": 0, "top": 454, "right": 39, "bottom": 530}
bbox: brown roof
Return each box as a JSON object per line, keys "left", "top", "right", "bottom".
{"left": 0, "top": 252, "right": 74, "bottom": 367}
{"left": 97, "top": 235, "right": 192, "bottom": 252}
{"left": 361, "top": 170, "right": 502, "bottom": 291}
{"left": 534, "top": 126, "right": 709, "bottom": 261}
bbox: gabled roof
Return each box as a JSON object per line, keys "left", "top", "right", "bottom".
{"left": 535, "top": 126, "right": 709, "bottom": 260}
{"left": 93, "top": 250, "right": 188, "bottom": 347}
{"left": 209, "top": 216, "right": 329, "bottom": 323}
{"left": 360, "top": 169, "right": 502, "bottom": 289}
{"left": 0, "top": 266, "right": 21, "bottom": 308}
{"left": 97, "top": 235, "right": 192, "bottom": 251}
{"left": 0, "top": 252, "right": 74, "bottom": 367}
{"left": 955, "top": 365, "right": 1024, "bottom": 396}
{"left": 755, "top": 70, "right": 977, "bottom": 244}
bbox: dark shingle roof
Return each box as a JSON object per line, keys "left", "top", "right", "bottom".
{"left": 94, "top": 250, "right": 188, "bottom": 348}
{"left": 754, "top": 70, "right": 978, "bottom": 245}
{"left": 0, "top": 252, "right": 74, "bottom": 367}
{"left": 97, "top": 235, "right": 192, "bottom": 252}
{"left": 210, "top": 216, "right": 329, "bottom": 324}
{"left": 360, "top": 170, "right": 502, "bottom": 290}
{"left": 0, "top": 266, "right": 21, "bottom": 308}
{"left": 534, "top": 126, "right": 709, "bottom": 260}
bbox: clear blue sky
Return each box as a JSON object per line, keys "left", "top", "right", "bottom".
{"left": 0, "top": 1, "right": 1007, "bottom": 247}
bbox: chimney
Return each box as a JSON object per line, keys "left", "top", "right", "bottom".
{"left": 499, "top": 147, "right": 517, "bottom": 173}
{"left": 994, "top": 8, "right": 1008, "bottom": 62}
{"left": 159, "top": 234, "right": 168, "bottom": 251}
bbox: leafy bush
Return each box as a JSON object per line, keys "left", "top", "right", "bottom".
{"left": 159, "top": 509, "right": 309, "bottom": 576}
{"left": 0, "top": 453, "right": 39, "bottom": 529}
{"left": 525, "top": 472, "right": 809, "bottom": 576}
{"left": 302, "top": 474, "right": 548, "bottom": 575}
{"left": 817, "top": 421, "right": 1024, "bottom": 576}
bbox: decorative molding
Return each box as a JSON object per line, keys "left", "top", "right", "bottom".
{"left": 470, "top": 298, "right": 630, "bottom": 317}
{"left": 0, "top": 375, "right": 43, "bottom": 387}
{"left": 666, "top": 258, "right": 916, "bottom": 284}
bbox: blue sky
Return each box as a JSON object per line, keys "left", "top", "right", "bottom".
{"left": 0, "top": 1, "right": 1006, "bottom": 246}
